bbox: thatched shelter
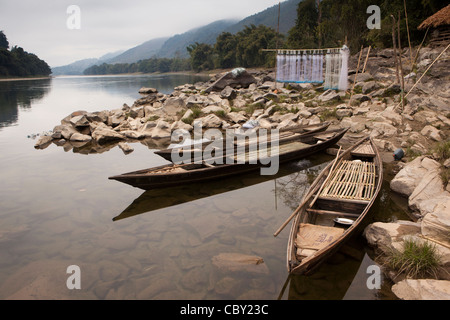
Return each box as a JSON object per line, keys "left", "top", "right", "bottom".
{"left": 418, "top": 5, "right": 450, "bottom": 47}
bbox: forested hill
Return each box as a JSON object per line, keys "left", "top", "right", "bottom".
{"left": 0, "top": 31, "right": 51, "bottom": 77}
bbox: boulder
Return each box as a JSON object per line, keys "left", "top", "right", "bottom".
{"left": 227, "top": 112, "right": 247, "bottom": 124}
{"left": 211, "top": 253, "right": 269, "bottom": 275}
{"left": 205, "top": 68, "right": 257, "bottom": 92}
{"left": 318, "top": 89, "right": 340, "bottom": 103}
{"left": 163, "top": 97, "right": 186, "bottom": 116}
{"left": 69, "top": 133, "right": 92, "bottom": 142}
{"left": 69, "top": 115, "right": 90, "bottom": 127}
{"left": 370, "top": 121, "right": 398, "bottom": 138}
{"left": 193, "top": 114, "right": 223, "bottom": 128}
{"left": 390, "top": 156, "right": 437, "bottom": 197}
{"left": 335, "top": 108, "right": 353, "bottom": 118}
{"left": 151, "top": 120, "right": 172, "bottom": 139}
{"left": 420, "top": 125, "right": 443, "bottom": 142}
{"left": 118, "top": 142, "right": 134, "bottom": 154}
{"left": 34, "top": 135, "right": 53, "bottom": 149}
{"left": 91, "top": 127, "right": 124, "bottom": 144}
{"left": 422, "top": 209, "right": 450, "bottom": 246}
{"left": 408, "top": 167, "right": 446, "bottom": 214}
{"left": 363, "top": 221, "right": 422, "bottom": 252}
{"left": 138, "top": 87, "right": 158, "bottom": 94}
{"left": 85, "top": 111, "right": 109, "bottom": 123}
{"left": 392, "top": 279, "right": 450, "bottom": 300}
{"left": 220, "top": 86, "right": 237, "bottom": 99}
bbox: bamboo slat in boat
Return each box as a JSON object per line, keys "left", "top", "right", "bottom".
{"left": 319, "top": 160, "right": 376, "bottom": 201}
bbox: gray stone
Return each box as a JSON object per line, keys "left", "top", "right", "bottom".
{"left": 211, "top": 253, "right": 269, "bottom": 275}
{"left": 318, "top": 89, "right": 340, "bottom": 102}
{"left": 91, "top": 127, "right": 124, "bottom": 144}
{"left": 69, "top": 133, "right": 92, "bottom": 142}
{"left": 392, "top": 279, "right": 450, "bottom": 300}
{"left": 220, "top": 86, "right": 237, "bottom": 99}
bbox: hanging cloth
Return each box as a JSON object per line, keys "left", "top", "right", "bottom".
{"left": 338, "top": 45, "right": 350, "bottom": 91}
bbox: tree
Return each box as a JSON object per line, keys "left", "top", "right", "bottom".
{"left": 214, "top": 32, "right": 237, "bottom": 69}
{"left": 235, "top": 25, "right": 278, "bottom": 68}
{"left": 287, "top": 0, "right": 319, "bottom": 49}
{"left": 0, "top": 31, "right": 9, "bottom": 49}
{"left": 187, "top": 42, "right": 214, "bottom": 72}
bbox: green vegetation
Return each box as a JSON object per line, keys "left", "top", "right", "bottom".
{"left": 432, "top": 140, "right": 450, "bottom": 185}
{"left": 0, "top": 31, "right": 51, "bottom": 77}
{"left": 84, "top": 57, "right": 191, "bottom": 75}
{"left": 386, "top": 238, "right": 442, "bottom": 279}
{"left": 83, "top": 0, "right": 446, "bottom": 75}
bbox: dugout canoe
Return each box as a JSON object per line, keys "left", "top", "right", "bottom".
{"left": 284, "top": 136, "right": 383, "bottom": 275}
{"left": 154, "top": 122, "right": 330, "bottom": 162}
{"left": 108, "top": 127, "right": 348, "bottom": 190}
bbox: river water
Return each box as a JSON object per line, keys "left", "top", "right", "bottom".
{"left": 0, "top": 74, "right": 408, "bottom": 300}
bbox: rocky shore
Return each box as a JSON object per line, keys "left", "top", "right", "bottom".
{"left": 34, "top": 46, "right": 450, "bottom": 299}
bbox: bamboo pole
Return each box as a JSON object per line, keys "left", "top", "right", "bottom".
{"left": 274, "top": 1, "right": 281, "bottom": 92}
{"left": 348, "top": 46, "right": 364, "bottom": 105}
{"left": 391, "top": 15, "right": 400, "bottom": 84}
{"left": 273, "top": 146, "right": 342, "bottom": 237}
{"left": 397, "top": 11, "right": 405, "bottom": 111}
{"left": 411, "top": 27, "right": 430, "bottom": 74}
{"left": 310, "top": 146, "right": 342, "bottom": 205}
{"left": 361, "top": 46, "right": 371, "bottom": 74}
{"left": 394, "top": 43, "right": 450, "bottom": 110}
{"left": 403, "top": 0, "right": 413, "bottom": 67}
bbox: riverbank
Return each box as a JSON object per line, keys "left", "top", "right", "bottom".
{"left": 34, "top": 45, "right": 450, "bottom": 299}
{"left": 0, "top": 75, "right": 52, "bottom": 82}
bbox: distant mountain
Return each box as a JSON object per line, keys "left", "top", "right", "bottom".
{"left": 105, "top": 37, "right": 169, "bottom": 64}
{"left": 157, "top": 19, "right": 238, "bottom": 59}
{"left": 54, "top": 0, "right": 302, "bottom": 74}
{"left": 225, "top": 0, "right": 302, "bottom": 35}
{"left": 51, "top": 50, "right": 124, "bottom": 75}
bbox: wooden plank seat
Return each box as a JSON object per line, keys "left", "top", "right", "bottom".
{"left": 350, "top": 143, "right": 376, "bottom": 158}
{"left": 306, "top": 208, "right": 360, "bottom": 218}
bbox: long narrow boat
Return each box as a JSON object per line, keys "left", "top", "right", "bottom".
{"left": 154, "top": 122, "right": 331, "bottom": 162}
{"left": 285, "top": 136, "right": 383, "bottom": 275}
{"left": 108, "top": 127, "right": 348, "bottom": 190}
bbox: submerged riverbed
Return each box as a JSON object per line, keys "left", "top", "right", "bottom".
{"left": 0, "top": 74, "right": 408, "bottom": 300}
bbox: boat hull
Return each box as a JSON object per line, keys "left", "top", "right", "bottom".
{"left": 286, "top": 136, "right": 383, "bottom": 275}
{"left": 109, "top": 127, "right": 348, "bottom": 190}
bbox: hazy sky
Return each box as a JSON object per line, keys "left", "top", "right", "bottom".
{"left": 0, "top": 0, "right": 283, "bottom": 67}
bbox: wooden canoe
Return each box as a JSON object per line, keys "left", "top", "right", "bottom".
{"left": 286, "top": 136, "right": 383, "bottom": 275}
{"left": 108, "top": 127, "right": 348, "bottom": 190}
{"left": 154, "top": 122, "right": 331, "bottom": 162}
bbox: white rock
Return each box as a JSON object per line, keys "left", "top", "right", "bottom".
{"left": 392, "top": 279, "right": 450, "bottom": 300}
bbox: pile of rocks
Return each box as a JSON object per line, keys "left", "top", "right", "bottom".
{"left": 364, "top": 156, "right": 450, "bottom": 299}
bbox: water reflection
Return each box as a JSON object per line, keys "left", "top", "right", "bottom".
{"left": 113, "top": 158, "right": 331, "bottom": 221}
{"left": 0, "top": 78, "right": 52, "bottom": 128}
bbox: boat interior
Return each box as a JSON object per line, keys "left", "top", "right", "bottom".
{"left": 294, "top": 140, "right": 379, "bottom": 261}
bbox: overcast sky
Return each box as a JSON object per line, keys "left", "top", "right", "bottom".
{"left": 0, "top": 0, "right": 283, "bottom": 67}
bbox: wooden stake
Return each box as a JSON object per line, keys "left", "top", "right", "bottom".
{"left": 391, "top": 15, "right": 400, "bottom": 84}
{"left": 395, "top": 43, "right": 450, "bottom": 110}
{"left": 273, "top": 146, "right": 342, "bottom": 237}
{"left": 397, "top": 11, "right": 405, "bottom": 111}
{"left": 411, "top": 27, "right": 430, "bottom": 74}
{"left": 403, "top": 0, "right": 413, "bottom": 67}
{"left": 348, "top": 46, "right": 364, "bottom": 105}
{"left": 362, "top": 46, "right": 371, "bottom": 74}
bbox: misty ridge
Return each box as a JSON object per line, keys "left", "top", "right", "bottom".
{"left": 52, "top": 0, "right": 302, "bottom": 75}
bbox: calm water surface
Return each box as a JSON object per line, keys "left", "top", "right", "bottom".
{"left": 0, "top": 74, "right": 408, "bottom": 300}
